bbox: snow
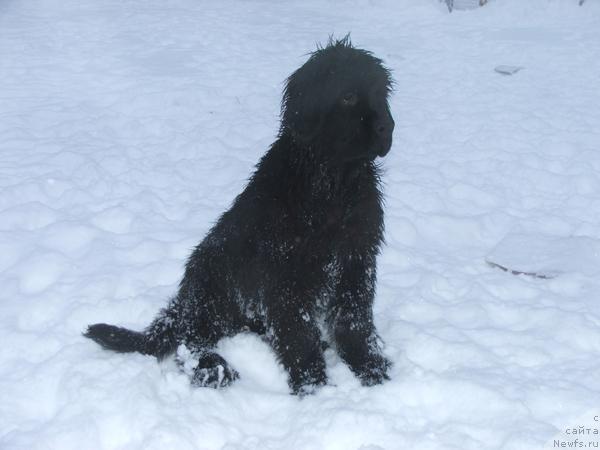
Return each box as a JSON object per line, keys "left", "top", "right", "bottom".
{"left": 486, "top": 233, "right": 600, "bottom": 278}
{"left": 1, "top": 0, "right": 600, "bottom": 449}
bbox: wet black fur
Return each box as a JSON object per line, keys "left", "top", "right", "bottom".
{"left": 85, "top": 37, "right": 395, "bottom": 394}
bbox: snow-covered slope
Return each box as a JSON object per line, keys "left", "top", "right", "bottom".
{"left": 1, "top": 0, "right": 600, "bottom": 448}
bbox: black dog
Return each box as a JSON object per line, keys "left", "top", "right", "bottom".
{"left": 85, "top": 37, "right": 395, "bottom": 394}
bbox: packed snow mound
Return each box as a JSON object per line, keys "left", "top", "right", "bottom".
{"left": 1, "top": 0, "right": 600, "bottom": 449}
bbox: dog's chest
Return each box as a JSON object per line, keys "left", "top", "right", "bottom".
{"left": 308, "top": 197, "right": 365, "bottom": 245}
{"left": 314, "top": 257, "right": 340, "bottom": 338}
{"left": 308, "top": 168, "right": 375, "bottom": 235}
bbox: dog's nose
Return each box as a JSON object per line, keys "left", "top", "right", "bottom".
{"left": 375, "top": 116, "right": 394, "bottom": 157}
{"left": 375, "top": 117, "right": 395, "bottom": 137}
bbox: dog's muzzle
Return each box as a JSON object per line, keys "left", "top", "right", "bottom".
{"left": 374, "top": 116, "right": 394, "bottom": 157}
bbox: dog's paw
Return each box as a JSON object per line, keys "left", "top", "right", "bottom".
{"left": 354, "top": 354, "right": 392, "bottom": 387}
{"left": 291, "top": 379, "right": 327, "bottom": 397}
{"left": 289, "top": 367, "right": 327, "bottom": 396}
{"left": 191, "top": 353, "right": 239, "bottom": 389}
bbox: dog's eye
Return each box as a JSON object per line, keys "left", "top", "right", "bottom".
{"left": 341, "top": 92, "right": 358, "bottom": 106}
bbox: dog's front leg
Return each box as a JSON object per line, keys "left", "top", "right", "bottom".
{"left": 331, "top": 254, "right": 391, "bottom": 386}
{"left": 268, "top": 294, "right": 327, "bottom": 395}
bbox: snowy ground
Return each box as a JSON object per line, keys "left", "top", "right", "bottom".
{"left": 1, "top": 0, "right": 600, "bottom": 448}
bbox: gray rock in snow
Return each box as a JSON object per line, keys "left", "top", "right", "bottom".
{"left": 494, "top": 65, "right": 523, "bottom": 76}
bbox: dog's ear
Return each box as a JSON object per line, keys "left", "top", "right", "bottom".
{"left": 281, "top": 64, "right": 324, "bottom": 142}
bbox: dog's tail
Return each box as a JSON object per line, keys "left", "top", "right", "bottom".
{"left": 84, "top": 309, "right": 178, "bottom": 359}
{"left": 84, "top": 323, "right": 149, "bottom": 354}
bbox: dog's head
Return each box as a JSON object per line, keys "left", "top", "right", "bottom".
{"left": 282, "top": 37, "right": 394, "bottom": 163}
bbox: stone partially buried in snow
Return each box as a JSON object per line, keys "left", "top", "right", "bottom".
{"left": 445, "top": 0, "right": 488, "bottom": 12}
{"left": 486, "top": 233, "right": 600, "bottom": 279}
{"left": 494, "top": 65, "right": 523, "bottom": 76}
